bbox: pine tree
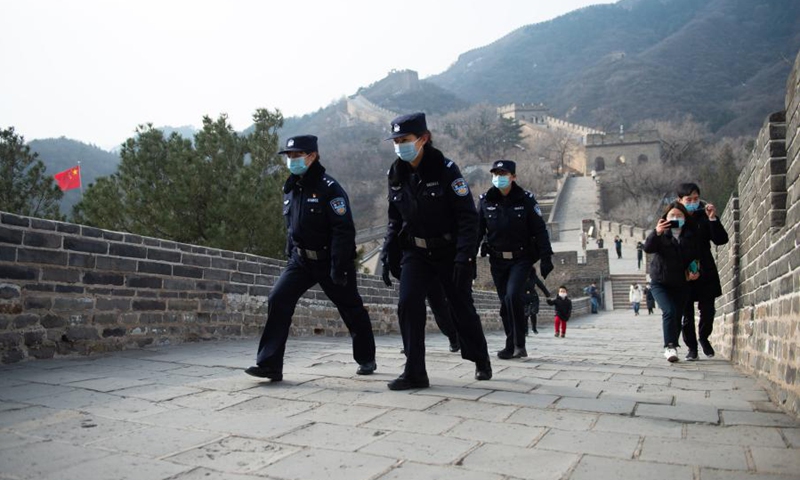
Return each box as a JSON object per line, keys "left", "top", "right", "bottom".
{"left": 0, "top": 127, "right": 63, "bottom": 219}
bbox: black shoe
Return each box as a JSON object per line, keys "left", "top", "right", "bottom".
{"left": 357, "top": 361, "right": 377, "bottom": 375}
{"left": 387, "top": 374, "right": 430, "bottom": 391}
{"left": 512, "top": 347, "right": 528, "bottom": 358}
{"left": 700, "top": 340, "right": 715, "bottom": 358}
{"left": 244, "top": 366, "right": 283, "bottom": 381}
{"left": 475, "top": 360, "right": 492, "bottom": 381}
{"left": 449, "top": 339, "right": 460, "bottom": 353}
{"left": 532, "top": 329, "right": 538, "bottom": 335}
{"left": 497, "top": 348, "right": 514, "bottom": 360}
{"left": 686, "top": 350, "right": 698, "bottom": 361}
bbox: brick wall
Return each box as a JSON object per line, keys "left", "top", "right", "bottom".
{"left": 710, "top": 50, "right": 800, "bottom": 416}
{"left": 0, "top": 212, "right": 591, "bottom": 364}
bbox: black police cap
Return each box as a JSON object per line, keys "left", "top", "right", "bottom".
{"left": 386, "top": 112, "right": 427, "bottom": 140}
{"left": 490, "top": 160, "right": 516, "bottom": 175}
{"left": 278, "top": 135, "right": 318, "bottom": 154}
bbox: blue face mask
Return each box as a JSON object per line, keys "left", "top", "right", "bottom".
{"left": 684, "top": 201, "right": 700, "bottom": 212}
{"left": 394, "top": 140, "right": 419, "bottom": 162}
{"left": 492, "top": 175, "right": 511, "bottom": 189}
{"left": 287, "top": 155, "right": 309, "bottom": 175}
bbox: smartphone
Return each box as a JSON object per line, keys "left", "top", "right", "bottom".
{"left": 688, "top": 260, "right": 699, "bottom": 273}
{"left": 668, "top": 219, "right": 680, "bottom": 228}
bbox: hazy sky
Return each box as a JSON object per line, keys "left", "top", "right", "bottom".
{"left": 2, "top": 0, "right": 610, "bottom": 150}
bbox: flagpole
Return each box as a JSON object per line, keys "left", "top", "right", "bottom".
{"left": 78, "top": 160, "right": 83, "bottom": 197}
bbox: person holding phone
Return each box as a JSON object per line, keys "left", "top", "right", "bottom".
{"left": 643, "top": 201, "right": 700, "bottom": 363}
{"left": 676, "top": 183, "right": 729, "bottom": 360}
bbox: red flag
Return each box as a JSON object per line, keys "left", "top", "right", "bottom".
{"left": 54, "top": 165, "right": 81, "bottom": 191}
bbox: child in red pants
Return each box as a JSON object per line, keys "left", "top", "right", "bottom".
{"left": 547, "top": 286, "right": 573, "bottom": 338}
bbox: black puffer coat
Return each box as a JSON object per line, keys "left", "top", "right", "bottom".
{"left": 643, "top": 226, "right": 700, "bottom": 288}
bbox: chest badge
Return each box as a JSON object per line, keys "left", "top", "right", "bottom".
{"left": 330, "top": 197, "right": 347, "bottom": 216}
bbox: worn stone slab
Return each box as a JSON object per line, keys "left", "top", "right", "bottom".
{"left": 81, "top": 396, "right": 175, "bottom": 420}
{"left": 722, "top": 411, "right": 800, "bottom": 428}
{"left": 258, "top": 448, "right": 397, "bottom": 480}
{"left": 674, "top": 390, "right": 755, "bottom": 411}
{"left": 479, "top": 391, "right": 559, "bottom": 408}
{"left": 426, "top": 398, "right": 518, "bottom": 422}
{"left": 570, "top": 455, "right": 693, "bottom": 480}
{"left": 88, "top": 425, "right": 223, "bottom": 458}
{"left": 532, "top": 384, "right": 600, "bottom": 398}
{"left": 639, "top": 437, "right": 749, "bottom": 470}
{"left": 0, "top": 441, "right": 109, "bottom": 479}
{"left": 0, "top": 383, "right": 78, "bottom": 402}
{"left": 750, "top": 446, "right": 800, "bottom": 476}
{"left": 636, "top": 403, "right": 719, "bottom": 424}
{"left": 782, "top": 428, "right": 800, "bottom": 448}
{"left": 164, "top": 390, "right": 257, "bottom": 411}
{"left": 461, "top": 443, "right": 577, "bottom": 480}
{"left": 289, "top": 403, "right": 388, "bottom": 426}
{"left": 506, "top": 407, "right": 597, "bottom": 431}
{"left": 276, "top": 422, "right": 387, "bottom": 451}
{"left": 24, "top": 388, "right": 126, "bottom": 410}
{"left": 556, "top": 396, "right": 636, "bottom": 415}
{"left": 18, "top": 410, "right": 143, "bottom": 446}
{"left": 686, "top": 424, "right": 787, "bottom": 447}
{"left": 0, "top": 401, "right": 28, "bottom": 412}
{"left": 600, "top": 391, "right": 674, "bottom": 404}
{"left": 671, "top": 377, "right": 737, "bottom": 391}
{"left": 375, "top": 462, "right": 502, "bottom": 480}
{"left": 359, "top": 430, "right": 477, "bottom": 465}
{"left": 241, "top": 382, "right": 325, "bottom": 400}
{"left": 0, "top": 405, "right": 63, "bottom": 429}
{"left": 591, "top": 415, "right": 684, "bottom": 439}
{"left": 111, "top": 384, "right": 204, "bottom": 402}
{"left": 608, "top": 373, "right": 671, "bottom": 386}
{"left": 218, "top": 395, "right": 317, "bottom": 417}
{"left": 699, "top": 468, "right": 800, "bottom": 480}
{"left": 166, "top": 436, "right": 300, "bottom": 474}
{"left": 414, "top": 385, "right": 493, "bottom": 400}
{"left": 363, "top": 409, "right": 463, "bottom": 435}
{"left": 0, "top": 431, "right": 41, "bottom": 450}
{"left": 65, "top": 377, "right": 155, "bottom": 393}
{"left": 550, "top": 370, "right": 612, "bottom": 382}
{"left": 536, "top": 429, "right": 639, "bottom": 459}
{"left": 38, "top": 454, "right": 191, "bottom": 480}
{"left": 202, "top": 413, "right": 311, "bottom": 440}
{"left": 445, "top": 418, "right": 546, "bottom": 447}
{"left": 169, "top": 467, "right": 264, "bottom": 479}
{"left": 355, "top": 391, "right": 444, "bottom": 411}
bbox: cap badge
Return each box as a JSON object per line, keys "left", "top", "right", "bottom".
{"left": 393, "top": 124, "right": 400, "bottom": 132}
{"left": 287, "top": 139, "right": 294, "bottom": 147}
{"left": 498, "top": 162, "right": 503, "bottom": 167}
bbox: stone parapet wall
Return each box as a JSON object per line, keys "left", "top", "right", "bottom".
{"left": 710, "top": 50, "right": 800, "bottom": 417}
{"left": 0, "top": 211, "right": 594, "bottom": 364}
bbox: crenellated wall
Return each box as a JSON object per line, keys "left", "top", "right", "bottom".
{"left": 0, "top": 212, "right": 589, "bottom": 363}
{"left": 710, "top": 50, "right": 800, "bottom": 417}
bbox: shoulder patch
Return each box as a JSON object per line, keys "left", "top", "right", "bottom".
{"left": 526, "top": 191, "right": 534, "bottom": 198}
{"left": 534, "top": 204, "right": 543, "bottom": 217}
{"left": 479, "top": 193, "right": 486, "bottom": 199}
{"left": 446, "top": 161, "right": 454, "bottom": 168}
{"left": 451, "top": 178, "right": 469, "bottom": 197}
{"left": 330, "top": 197, "right": 347, "bottom": 216}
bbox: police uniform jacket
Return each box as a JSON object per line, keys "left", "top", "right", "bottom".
{"left": 689, "top": 202, "right": 729, "bottom": 299}
{"left": 477, "top": 183, "right": 553, "bottom": 262}
{"left": 643, "top": 224, "right": 700, "bottom": 288}
{"left": 283, "top": 160, "right": 356, "bottom": 274}
{"left": 382, "top": 144, "right": 478, "bottom": 267}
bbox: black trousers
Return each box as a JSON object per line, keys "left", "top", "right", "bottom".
{"left": 256, "top": 254, "right": 376, "bottom": 371}
{"left": 682, "top": 297, "right": 716, "bottom": 351}
{"left": 397, "top": 249, "right": 489, "bottom": 379}
{"left": 490, "top": 257, "right": 534, "bottom": 350}
{"left": 426, "top": 281, "right": 458, "bottom": 343}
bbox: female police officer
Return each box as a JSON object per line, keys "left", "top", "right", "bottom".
{"left": 380, "top": 112, "right": 492, "bottom": 390}
{"left": 245, "top": 135, "right": 376, "bottom": 381}
{"left": 478, "top": 160, "right": 553, "bottom": 359}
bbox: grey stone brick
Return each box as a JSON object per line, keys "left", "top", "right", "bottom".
{"left": 17, "top": 248, "right": 67, "bottom": 266}
{"left": 41, "top": 267, "right": 81, "bottom": 283}
{"left": 83, "top": 272, "right": 124, "bottom": 286}
{"left": 13, "top": 314, "right": 39, "bottom": 328}
{"left": 40, "top": 314, "right": 67, "bottom": 328}
{"left": 211, "top": 257, "right": 237, "bottom": 270}
{"left": 95, "top": 256, "right": 137, "bottom": 272}
{"left": 102, "top": 231, "right": 124, "bottom": 241}
{"left": 173, "top": 266, "right": 203, "bottom": 279}
{"left": 23, "top": 231, "right": 61, "bottom": 249}
{"left": 109, "top": 243, "right": 147, "bottom": 258}
{"left": 64, "top": 237, "right": 108, "bottom": 254}
{"left": 147, "top": 249, "right": 181, "bottom": 263}
{"left": 182, "top": 254, "right": 211, "bottom": 267}
{"left": 126, "top": 276, "right": 162, "bottom": 289}
{"left": 64, "top": 326, "right": 99, "bottom": 341}
{"left": 137, "top": 261, "right": 171, "bottom": 275}
{"left": 95, "top": 298, "right": 131, "bottom": 311}
{"left": 1, "top": 213, "right": 29, "bottom": 227}
{"left": 52, "top": 297, "right": 93, "bottom": 311}
{"left": 132, "top": 299, "right": 166, "bottom": 311}
{"left": 0, "top": 227, "right": 23, "bottom": 245}
{"left": 81, "top": 226, "right": 104, "bottom": 238}
{"left": 68, "top": 253, "right": 95, "bottom": 268}
{"left": 24, "top": 296, "right": 52, "bottom": 310}
{"left": 0, "top": 246, "right": 16, "bottom": 261}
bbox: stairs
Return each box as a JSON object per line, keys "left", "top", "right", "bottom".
{"left": 610, "top": 274, "right": 647, "bottom": 310}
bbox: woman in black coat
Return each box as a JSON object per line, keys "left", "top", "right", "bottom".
{"left": 643, "top": 201, "right": 700, "bottom": 363}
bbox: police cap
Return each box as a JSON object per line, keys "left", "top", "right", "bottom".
{"left": 490, "top": 160, "right": 516, "bottom": 175}
{"left": 278, "top": 135, "right": 318, "bottom": 154}
{"left": 386, "top": 112, "right": 427, "bottom": 140}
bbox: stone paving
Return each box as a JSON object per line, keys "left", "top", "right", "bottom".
{"left": 2, "top": 309, "right": 799, "bottom": 480}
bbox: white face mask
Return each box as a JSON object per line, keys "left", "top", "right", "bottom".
{"left": 558, "top": 292, "right": 567, "bottom": 299}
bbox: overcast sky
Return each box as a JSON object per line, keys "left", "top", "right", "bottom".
{"left": 2, "top": 0, "right": 611, "bottom": 150}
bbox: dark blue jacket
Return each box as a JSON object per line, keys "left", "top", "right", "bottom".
{"left": 689, "top": 203, "right": 729, "bottom": 298}
{"left": 282, "top": 160, "right": 356, "bottom": 274}
{"left": 382, "top": 144, "right": 478, "bottom": 266}
{"left": 643, "top": 225, "right": 700, "bottom": 288}
{"left": 477, "top": 183, "right": 552, "bottom": 262}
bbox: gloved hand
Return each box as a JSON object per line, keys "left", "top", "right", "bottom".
{"left": 330, "top": 268, "right": 347, "bottom": 286}
{"left": 453, "top": 261, "right": 473, "bottom": 290}
{"left": 381, "top": 264, "right": 392, "bottom": 287}
{"left": 479, "top": 242, "right": 489, "bottom": 258}
{"left": 540, "top": 256, "right": 554, "bottom": 279}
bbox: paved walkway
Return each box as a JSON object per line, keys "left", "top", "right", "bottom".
{"left": 2, "top": 311, "right": 798, "bottom": 479}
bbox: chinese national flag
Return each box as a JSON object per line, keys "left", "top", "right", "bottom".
{"left": 54, "top": 165, "right": 81, "bottom": 191}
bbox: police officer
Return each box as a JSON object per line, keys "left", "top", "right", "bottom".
{"left": 380, "top": 112, "right": 492, "bottom": 390}
{"left": 245, "top": 135, "right": 376, "bottom": 381}
{"left": 478, "top": 160, "right": 553, "bottom": 359}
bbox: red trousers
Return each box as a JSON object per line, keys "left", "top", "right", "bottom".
{"left": 554, "top": 315, "right": 567, "bottom": 335}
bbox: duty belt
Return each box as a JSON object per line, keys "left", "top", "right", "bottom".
{"left": 488, "top": 245, "right": 528, "bottom": 260}
{"left": 295, "top": 247, "right": 329, "bottom": 260}
{"left": 407, "top": 234, "right": 454, "bottom": 250}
